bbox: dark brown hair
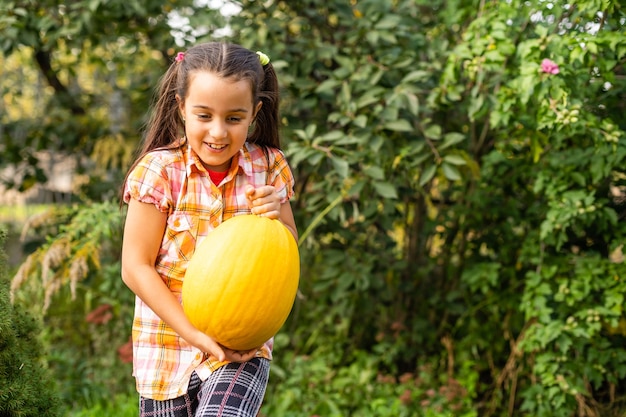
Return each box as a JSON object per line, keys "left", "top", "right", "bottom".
{"left": 122, "top": 42, "right": 281, "bottom": 194}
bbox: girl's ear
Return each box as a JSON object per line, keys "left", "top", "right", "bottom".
{"left": 176, "top": 94, "right": 185, "bottom": 118}
{"left": 252, "top": 101, "right": 263, "bottom": 120}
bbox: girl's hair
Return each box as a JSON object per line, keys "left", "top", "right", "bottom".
{"left": 124, "top": 42, "right": 281, "bottom": 186}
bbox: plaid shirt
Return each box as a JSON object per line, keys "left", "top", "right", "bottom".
{"left": 123, "top": 141, "right": 295, "bottom": 401}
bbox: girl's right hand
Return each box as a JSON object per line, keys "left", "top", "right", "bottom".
{"left": 187, "top": 329, "right": 227, "bottom": 362}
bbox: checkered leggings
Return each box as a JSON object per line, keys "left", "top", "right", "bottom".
{"left": 139, "top": 358, "right": 270, "bottom": 417}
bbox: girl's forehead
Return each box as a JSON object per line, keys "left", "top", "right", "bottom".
{"left": 187, "top": 71, "right": 250, "bottom": 90}
{"left": 186, "top": 71, "right": 254, "bottom": 106}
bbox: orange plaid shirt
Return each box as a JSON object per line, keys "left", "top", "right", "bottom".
{"left": 123, "top": 141, "right": 295, "bottom": 400}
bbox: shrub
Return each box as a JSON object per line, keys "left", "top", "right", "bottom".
{"left": 0, "top": 228, "right": 61, "bottom": 417}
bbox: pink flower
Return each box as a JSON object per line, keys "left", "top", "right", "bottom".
{"left": 85, "top": 304, "right": 113, "bottom": 325}
{"left": 117, "top": 337, "right": 133, "bottom": 363}
{"left": 541, "top": 58, "right": 559, "bottom": 75}
{"left": 175, "top": 52, "right": 185, "bottom": 62}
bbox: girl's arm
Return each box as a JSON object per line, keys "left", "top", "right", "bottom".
{"left": 278, "top": 201, "right": 298, "bottom": 242}
{"left": 121, "top": 199, "right": 258, "bottom": 362}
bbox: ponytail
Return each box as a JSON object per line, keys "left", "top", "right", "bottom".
{"left": 248, "top": 62, "right": 281, "bottom": 149}
{"left": 141, "top": 64, "right": 185, "bottom": 154}
{"left": 120, "top": 59, "right": 185, "bottom": 203}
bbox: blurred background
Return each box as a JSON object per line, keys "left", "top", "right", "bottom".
{"left": 1, "top": 0, "right": 625, "bottom": 416}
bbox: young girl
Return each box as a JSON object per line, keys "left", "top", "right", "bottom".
{"left": 121, "top": 42, "right": 297, "bottom": 417}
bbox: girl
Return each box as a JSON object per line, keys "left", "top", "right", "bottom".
{"left": 121, "top": 42, "right": 297, "bottom": 417}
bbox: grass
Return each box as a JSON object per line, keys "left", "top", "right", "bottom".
{"left": 67, "top": 393, "right": 138, "bottom": 417}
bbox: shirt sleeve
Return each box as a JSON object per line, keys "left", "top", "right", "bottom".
{"left": 123, "top": 153, "right": 173, "bottom": 213}
{"left": 268, "top": 149, "right": 295, "bottom": 204}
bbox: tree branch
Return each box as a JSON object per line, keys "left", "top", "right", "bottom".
{"left": 34, "top": 49, "right": 85, "bottom": 115}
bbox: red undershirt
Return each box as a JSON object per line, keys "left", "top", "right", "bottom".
{"left": 208, "top": 170, "right": 228, "bottom": 186}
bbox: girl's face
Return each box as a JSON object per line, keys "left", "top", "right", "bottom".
{"left": 178, "top": 71, "right": 261, "bottom": 172}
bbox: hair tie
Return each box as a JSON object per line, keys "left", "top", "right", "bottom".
{"left": 175, "top": 52, "right": 185, "bottom": 63}
{"left": 256, "top": 51, "right": 270, "bottom": 66}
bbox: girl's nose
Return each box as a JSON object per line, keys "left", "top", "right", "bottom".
{"left": 209, "top": 120, "right": 228, "bottom": 139}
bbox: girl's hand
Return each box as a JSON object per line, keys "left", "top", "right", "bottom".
{"left": 188, "top": 328, "right": 258, "bottom": 363}
{"left": 222, "top": 345, "right": 261, "bottom": 363}
{"left": 246, "top": 185, "right": 281, "bottom": 219}
{"left": 187, "top": 329, "right": 227, "bottom": 362}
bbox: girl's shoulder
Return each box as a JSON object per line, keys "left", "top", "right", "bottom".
{"left": 242, "top": 142, "right": 286, "bottom": 162}
{"left": 139, "top": 145, "right": 186, "bottom": 169}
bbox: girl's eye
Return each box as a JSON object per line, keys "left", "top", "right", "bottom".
{"left": 228, "top": 117, "right": 242, "bottom": 122}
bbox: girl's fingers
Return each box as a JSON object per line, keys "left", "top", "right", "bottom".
{"left": 222, "top": 346, "right": 260, "bottom": 363}
{"left": 248, "top": 185, "right": 275, "bottom": 199}
{"left": 253, "top": 208, "right": 280, "bottom": 219}
{"left": 247, "top": 185, "right": 280, "bottom": 216}
{"left": 245, "top": 184, "right": 256, "bottom": 198}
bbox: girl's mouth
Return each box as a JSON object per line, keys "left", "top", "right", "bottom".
{"left": 206, "top": 143, "right": 227, "bottom": 150}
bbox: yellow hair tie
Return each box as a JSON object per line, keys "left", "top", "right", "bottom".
{"left": 256, "top": 51, "right": 270, "bottom": 66}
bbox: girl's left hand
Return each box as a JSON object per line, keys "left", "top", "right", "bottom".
{"left": 222, "top": 345, "right": 260, "bottom": 363}
{"left": 246, "top": 185, "right": 281, "bottom": 219}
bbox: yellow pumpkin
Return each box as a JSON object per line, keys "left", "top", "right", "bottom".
{"left": 182, "top": 215, "right": 300, "bottom": 351}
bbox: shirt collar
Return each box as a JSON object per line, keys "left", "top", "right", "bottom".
{"left": 184, "top": 141, "right": 263, "bottom": 179}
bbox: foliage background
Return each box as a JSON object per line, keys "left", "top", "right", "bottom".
{"left": 1, "top": 0, "right": 625, "bottom": 416}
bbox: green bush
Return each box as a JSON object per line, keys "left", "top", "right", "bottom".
{"left": 263, "top": 344, "right": 478, "bottom": 417}
{"left": 0, "top": 228, "right": 61, "bottom": 417}
{"left": 9, "top": 203, "right": 136, "bottom": 410}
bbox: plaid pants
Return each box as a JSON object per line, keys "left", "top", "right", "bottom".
{"left": 139, "top": 358, "right": 270, "bottom": 417}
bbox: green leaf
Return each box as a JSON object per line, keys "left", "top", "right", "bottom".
{"left": 316, "top": 130, "right": 343, "bottom": 143}
{"left": 356, "top": 87, "right": 385, "bottom": 109}
{"left": 419, "top": 164, "right": 436, "bottom": 186}
{"left": 288, "top": 147, "right": 318, "bottom": 168}
{"left": 468, "top": 94, "right": 485, "bottom": 121}
{"left": 401, "top": 70, "right": 430, "bottom": 84}
{"left": 442, "top": 162, "right": 461, "bottom": 181}
{"left": 405, "top": 93, "right": 419, "bottom": 116}
{"left": 443, "top": 154, "right": 467, "bottom": 166}
{"left": 424, "top": 124, "right": 442, "bottom": 140}
{"left": 440, "top": 132, "right": 466, "bottom": 149}
{"left": 334, "top": 55, "right": 355, "bottom": 72}
{"left": 331, "top": 155, "right": 349, "bottom": 178}
{"left": 353, "top": 114, "right": 367, "bottom": 128}
{"left": 379, "top": 31, "right": 397, "bottom": 43}
{"left": 316, "top": 79, "right": 340, "bottom": 94}
{"left": 603, "top": 207, "right": 618, "bottom": 226}
{"left": 383, "top": 119, "right": 413, "bottom": 132}
{"left": 363, "top": 166, "right": 385, "bottom": 180}
{"left": 372, "top": 181, "right": 398, "bottom": 199}
{"left": 13, "top": 7, "right": 28, "bottom": 16}
{"left": 375, "top": 15, "right": 402, "bottom": 30}
{"left": 340, "top": 81, "right": 351, "bottom": 103}
{"left": 366, "top": 31, "right": 379, "bottom": 45}
{"left": 305, "top": 124, "right": 317, "bottom": 139}
{"left": 88, "top": 0, "right": 101, "bottom": 12}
